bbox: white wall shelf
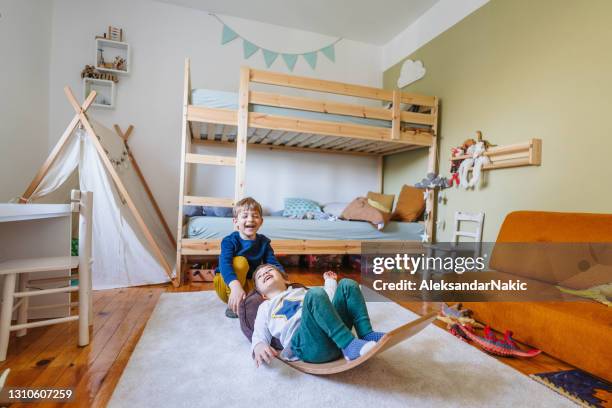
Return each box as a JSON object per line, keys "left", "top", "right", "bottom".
{"left": 95, "top": 38, "right": 130, "bottom": 75}
{"left": 83, "top": 78, "right": 115, "bottom": 109}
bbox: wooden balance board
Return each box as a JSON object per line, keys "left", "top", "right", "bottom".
{"left": 280, "top": 311, "right": 438, "bottom": 375}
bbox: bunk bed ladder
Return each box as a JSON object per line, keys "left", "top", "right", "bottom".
{"left": 176, "top": 62, "right": 249, "bottom": 283}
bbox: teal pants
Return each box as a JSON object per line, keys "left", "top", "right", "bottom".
{"left": 290, "top": 279, "right": 373, "bottom": 363}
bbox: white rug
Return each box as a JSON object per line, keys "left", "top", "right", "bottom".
{"left": 109, "top": 292, "right": 573, "bottom": 408}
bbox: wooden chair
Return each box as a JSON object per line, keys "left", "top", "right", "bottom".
{"left": 0, "top": 191, "right": 93, "bottom": 361}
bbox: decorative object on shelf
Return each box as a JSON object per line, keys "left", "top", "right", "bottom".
{"left": 95, "top": 36, "right": 130, "bottom": 74}
{"left": 112, "top": 56, "right": 126, "bottom": 71}
{"left": 212, "top": 13, "right": 340, "bottom": 71}
{"left": 397, "top": 59, "right": 426, "bottom": 88}
{"left": 458, "top": 135, "right": 490, "bottom": 189}
{"left": 107, "top": 25, "right": 123, "bottom": 41}
{"left": 450, "top": 136, "right": 542, "bottom": 178}
{"left": 81, "top": 64, "right": 118, "bottom": 83}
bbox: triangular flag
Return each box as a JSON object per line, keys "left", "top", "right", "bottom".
{"left": 282, "top": 54, "right": 298, "bottom": 71}
{"left": 320, "top": 44, "right": 335, "bottom": 62}
{"left": 262, "top": 49, "right": 278, "bottom": 68}
{"left": 243, "top": 40, "right": 259, "bottom": 59}
{"left": 221, "top": 25, "right": 238, "bottom": 44}
{"left": 303, "top": 51, "right": 317, "bottom": 69}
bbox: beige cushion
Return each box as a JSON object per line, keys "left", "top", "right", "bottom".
{"left": 366, "top": 192, "right": 395, "bottom": 213}
{"left": 391, "top": 185, "right": 425, "bottom": 222}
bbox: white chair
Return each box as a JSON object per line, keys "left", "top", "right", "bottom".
{"left": 451, "top": 211, "right": 484, "bottom": 258}
{"left": 425, "top": 211, "right": 485, "bottom": 275}
{"left": 452, "top": 211, "right": 485, "bottom": 245}
{"left": 0, "top": 191, "right": 93, "bottom": 361}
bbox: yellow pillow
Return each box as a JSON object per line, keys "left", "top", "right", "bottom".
{"left": 366, "top": 192, "right": 395, "bottom": 213}
{"left": 391, "top": 185, "right": 425, "bottom": 222}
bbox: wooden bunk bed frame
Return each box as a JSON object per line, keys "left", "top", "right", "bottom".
{"left": 176, "top": 59, "right": 439, "bottom": 282}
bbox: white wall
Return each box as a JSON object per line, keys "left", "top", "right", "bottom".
{"left": 47, "top": 0, "right": 382, "bottom": 226}
{"left": 0, "top": 0, "right": 53, "bottom": 201}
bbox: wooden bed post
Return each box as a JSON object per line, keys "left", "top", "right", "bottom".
{"left": 391, "top": 90, "right": 401, "bottom": 140}
{"left": 175, "top": 58, "right": 192, "bottom": 286}
{"left": 235, "top": 66, "right": 250, "bottom": 201}
{"left": 377, "top": 155, "right": 384, "bottom": 193}
{"left": 425, "top": 97, "right": 440, "bottom": 242}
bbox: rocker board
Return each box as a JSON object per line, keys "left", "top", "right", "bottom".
{"left": 280, "top": 311, "right": 438, "bottom": 375}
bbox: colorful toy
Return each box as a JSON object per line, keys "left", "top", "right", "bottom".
{"left": 437, "top": 303, "right": 484, "bottom": 329}
{"left": 453, "top": 324, "right": 541, "bottom": 358}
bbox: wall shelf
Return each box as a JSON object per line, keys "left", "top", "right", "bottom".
{"left": 95, "top": 38, "right": 130, "bottom": 75}
{"left": 451, "top": 138, "right": 542, "bottom": 170}
{"left": 83, "top": 78, "right": 115, "bottom": 109}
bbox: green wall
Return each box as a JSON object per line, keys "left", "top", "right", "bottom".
{"left": 383, "top": 0, "right": 612, "bottom": 241}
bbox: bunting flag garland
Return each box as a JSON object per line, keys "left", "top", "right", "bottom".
{"left": 211, "top": 14, "right": 341, "bottom": 71}
{"left": 281, "top": 54, "right": 298, "bottom": 71}
{"left": 262, "top": 49, "right": 278, "bottom": 68}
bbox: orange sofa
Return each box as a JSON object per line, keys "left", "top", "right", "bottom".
{"left": 467, "top": 211, "right": 612, "bottom": 382}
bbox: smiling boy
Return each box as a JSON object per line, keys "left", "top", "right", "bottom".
{"left": 213, "top": 197, "right": 284, "bottom": 318}
{"left": 251, "top": 265, "right": 385, "bottom": 366}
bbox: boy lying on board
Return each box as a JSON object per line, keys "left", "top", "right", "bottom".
{"left": 251, "top": 264, "right": 385, "bottom": 366}
{"left": 211, "top": 197, "right": 285, "bottom": 318}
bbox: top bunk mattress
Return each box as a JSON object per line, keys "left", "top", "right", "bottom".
{"left": 186, "top": 216, "right": 424, "bottom": 241}
{"left": 192, "top": 89, "right": 391, "bottom": 128}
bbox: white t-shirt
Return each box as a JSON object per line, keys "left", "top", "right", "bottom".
{"left": 251, "top": 279, "right": 337, "bottom": 360}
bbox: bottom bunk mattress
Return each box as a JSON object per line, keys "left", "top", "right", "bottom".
{"left": 185, "top": 216, "right": 425, "bottom": 241}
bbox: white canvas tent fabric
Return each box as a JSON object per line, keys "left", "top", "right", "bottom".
{"left": 30, "top": 120, "right": 174, "bottom": 289}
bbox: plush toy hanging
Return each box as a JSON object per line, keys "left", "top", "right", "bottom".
{"left": 457, "top": 131, "right": 493, "bottom": 189}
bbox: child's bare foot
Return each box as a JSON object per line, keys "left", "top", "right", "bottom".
{"left": 323, "top": 271, "right": 337, "bottom": 281}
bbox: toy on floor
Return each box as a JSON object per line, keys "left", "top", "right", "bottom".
{"left": 436, "top": 303, "right": 484, "bottom": 329}
{"left": 452, "top": 324, "right": 541, "bottom": 358}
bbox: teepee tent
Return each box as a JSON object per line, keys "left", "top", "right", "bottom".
{"left": 21, "top": 87, "right": 177, "bottom": 288}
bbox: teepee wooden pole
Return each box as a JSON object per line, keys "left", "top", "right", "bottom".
{"left": 64, "top": 87, "right": 177, "bottom": 286}
{"left": 113, "top": 124, "right": 177, "bottom": 248}
{"left": 20, "top": 91, "right": 97, "bottom": 203}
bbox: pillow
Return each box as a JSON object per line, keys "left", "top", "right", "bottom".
{"left": 322, "top": 202, "right": 349, "bottom": 217}
{"left": 341, "top": 197, "right": 391, "bottom": 230}
{"left": 392, "top": 185, "right": 425, "bottom": 222}
{"left": 282, "top": 198, "right": 322, "bottom": 218}
{"left": 366, "top": 192, "right": 395, "bottom": 213}
{"left": 557, "top": 283, "right": 612, "bottom": 306}
{"left": 203, "top": 206, "right": 233, "bottom": 217}
{"left": 183, "top": 205, "right": 204, "bottom": 217}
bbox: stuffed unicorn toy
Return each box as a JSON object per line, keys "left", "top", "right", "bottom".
{"left": 459, "top": 141, "right": 489, "bottom": 189}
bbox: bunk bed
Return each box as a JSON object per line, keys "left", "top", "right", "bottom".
{"left": 176, "top": 59, "right": 439, "bottom": 282}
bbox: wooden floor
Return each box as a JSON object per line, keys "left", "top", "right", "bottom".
{"left": 0, "top": 268, "right": 576, "bottom": 407}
